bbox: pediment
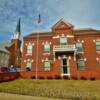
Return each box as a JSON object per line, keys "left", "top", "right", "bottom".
{"left": 52, "top": 19, "right": 73, "bottom": 30}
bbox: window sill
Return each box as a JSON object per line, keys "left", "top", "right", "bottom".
{"left": 76, "top": 52, "right": 84, "bottom": 54}
{"left": 96, "top": 51, "right": 100, "bottom": 53}
{"left": 43, "top": 53, "right": 50, "bottom": 55}
{"left": 26, "top": 54, "right": 32, "bottom": 56}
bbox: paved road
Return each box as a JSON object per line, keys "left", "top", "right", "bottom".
{"left": 0, "top": 92, "right": 66, "bottom": 100}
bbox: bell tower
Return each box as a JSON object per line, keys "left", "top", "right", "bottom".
{"left": 7, "top": 18, "right": 21, "bottom": 67}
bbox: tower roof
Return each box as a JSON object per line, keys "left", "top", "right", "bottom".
{"left": 15, "top": 18, "right": 21, "bottom": 36}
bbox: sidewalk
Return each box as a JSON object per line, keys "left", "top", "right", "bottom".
{"left": 0, "top": 92, "right": 66, "bottom": 100}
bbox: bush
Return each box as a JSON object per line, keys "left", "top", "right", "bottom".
{"left": 63, "top": 76, "right": 69, "bottom": 80}
{"left": 80, "top": 76, "right": 87, "bottom": 80}
{"left": 54, "top": 75, "right": 61, "bottom": 79}
{"left": 47, "top": 76, "right": 53, "bottom": 80}
{"left": 31, "top": 76, "right": 36, "bottom": 79}
{"left": 90, "top": 77, "right": 96, "bottom": 81}
{"left": 38, "top": 76, "right": 44, "bottom": 80}
{"left": 71, "top": 76, "right": 78, "bottom": 80}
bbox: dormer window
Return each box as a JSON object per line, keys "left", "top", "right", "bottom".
{"left": 60, "top": 36, "right": 67, "bottom": 45}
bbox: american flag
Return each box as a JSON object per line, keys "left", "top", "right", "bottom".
{"left": 38, "top": 14, "right": 41, "bottom": 23}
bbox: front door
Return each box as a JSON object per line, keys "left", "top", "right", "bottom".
{"left": 62, "top": 58, "right": 68, "bottom": 74}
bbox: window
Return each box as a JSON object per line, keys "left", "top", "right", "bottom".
{"left": 44, "top": 44, "right": 50, "bottom": 53}
{"left": 77, "top": 59, "right": 85, "bottom": 70}
{"left": 26, "top": 61, "right": 31, "bottom": 71}
{"left": 76, "top": 41, "right": 83, "bottom": 53}
{"left": 60, "top": 36, "right": 67, "bottom": 45}
{"left": 27, "top": 43, "right": 32, "bottom": 55}
{"left": 44, "top": 60, "right": 50, "bottom": 71}
{"left": 96, "top": 40, "right": 100, "bottom": 52}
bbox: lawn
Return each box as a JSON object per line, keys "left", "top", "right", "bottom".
{"left": 0, "top": 79, "right": 100, "bottom": 100}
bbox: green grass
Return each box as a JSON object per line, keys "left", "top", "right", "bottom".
{"left": 0, "top": 79, "right": 100, "bottom": 100}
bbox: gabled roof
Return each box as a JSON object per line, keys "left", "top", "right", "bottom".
{"left": 0, "top": 42, "right": 11, "bottom": 53}
{"left": 74, "top": 28, "right": 100, "bottom": 34}
{"left": 52, "top": 18, "right": 73, "bottom": 30}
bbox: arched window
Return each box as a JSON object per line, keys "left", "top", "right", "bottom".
{"left": 27, "top": 43, "right": 32, "bottom": 55}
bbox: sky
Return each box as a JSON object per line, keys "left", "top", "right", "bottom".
{"left": 0, "top": 0, "right": 100, "bottom": 42}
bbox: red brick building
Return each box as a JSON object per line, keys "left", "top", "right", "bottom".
{"left": 21, "top": 19, "right": 100, "bottom": 79}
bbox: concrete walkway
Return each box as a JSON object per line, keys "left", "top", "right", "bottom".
{"left": 0, "top": 92, "right": 66, "bottom": 100}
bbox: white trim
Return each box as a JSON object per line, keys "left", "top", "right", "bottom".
{"left": 24, "top": 60, "right": 26, "bottom": 63}
{"left": 50, "top": 42, "right": 52, "bottom": 45}
{"left": 58, "top": 56, "right": 61, "bottom": 60}
{"left": 27, "top": 59, "right": 30, "bottom": 61}
{"left": 31, "top": 60, "right": 34, "bottom": 63}
{"left": 61, "top": 73, "right": 70, "bottom": 76}
{"left": 93, "top": 40, "right": 95, "bottom": 43}
{"left": 68, "top": 56, "right": 71, "bottom": 60}
{"left": 81, "top": 40, "right": 84, "bottom": 43}
{"left": 42, "top": 42, "right": 44, "bottom": 45}
{"left": 61, "top": 34, "right": 64, "bottom": 36}
{"left": 74, "top": 57, "right": 76, "bottom": 61}
{"left": 96, "top": 57, "right": 99, "bottom": 61}
{"left": 43, "top": 53, "right": 50, "bottom": 55}
{"left": 52, "top": 35, "right": 59, "bottom": 39}
{"left": 42, "top": 59, "right": 44, "bottom": 62}
{"left": 97, "top": 38, "right": 100, "bottom": 41}
{"left": 84, "top": 58, "right": 87, "bottom": 61}
{"left": 25, "top": 43, "right": 27, "bottom": 46}
{"left": 67, "top": 35, "right": 74, "bottom": 38}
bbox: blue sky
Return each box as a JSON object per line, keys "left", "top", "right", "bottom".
{"left": 0, "top": 0, "right": 100, "bottom": 42}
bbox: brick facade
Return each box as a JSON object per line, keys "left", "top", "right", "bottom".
{"left": 21, "top": 19, "right": 100, "bottom": 80}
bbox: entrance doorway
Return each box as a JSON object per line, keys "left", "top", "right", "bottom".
{"left": 62, "top": 58, "right": 68, "bottom": 74}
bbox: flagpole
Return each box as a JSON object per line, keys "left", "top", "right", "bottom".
{"left": 36, "top": 14, "right": 41, "bottom": 80}
{"left": 36, "top": 31, "right": 39, "bottom": 80}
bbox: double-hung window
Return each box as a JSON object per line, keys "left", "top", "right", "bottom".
{"left": 76, "top": 41, "right": 83, "bottom": 53}
{"left": 44, "top": 44, "right": 50, "bottom": 53}
{"left": 27, "top": 43, "right": 32, "bottom": 55}
{"left": 26, "top": 61, "right": 31, "bottom": 71}
{"left": 77, "top": 59, "right": 85, "bottom": 70}
{"left": 44, "top": 60, "right": 50, "bottom": 71}
{"left": 60, "top": 36, "right": 67, "bottom": 45}
{"left": 96, "top": 40, "right": 100, "bottom": 53}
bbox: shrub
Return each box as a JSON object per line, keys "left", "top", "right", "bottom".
{"left": 63, "top": 76, "right": 69, "bottom": 80}
{"left": 71, "top": 76, "right": 78, "bottom": 80}
{"left": 47, "top": 76, "right": 53, "bottom": 80}
{"left": 31, "top": 76, "right": 36, "bottom": 79}
{"left": 80, "top": 76, "right": 87, "bottom": 80}
{"left": 54, "top": 75, "right": 61, "bottom": 79}
{"left": 90, "top": 77, "right": 96, "bottom": 81}
{"left": 38, "top": 76, "right": 44, "bottom": 80}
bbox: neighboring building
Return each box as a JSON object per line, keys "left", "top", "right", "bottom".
{"left": 0, "top": 43, "right": 10, "bottom": 67}
{"left": 6, "top": 18, "right": 21, "bottom": 68}
{"left": 0, "top": 19, "right": 21, "bottom": 69}
{"left": 21, "top": 19, "right": 100, "bottom": 79}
